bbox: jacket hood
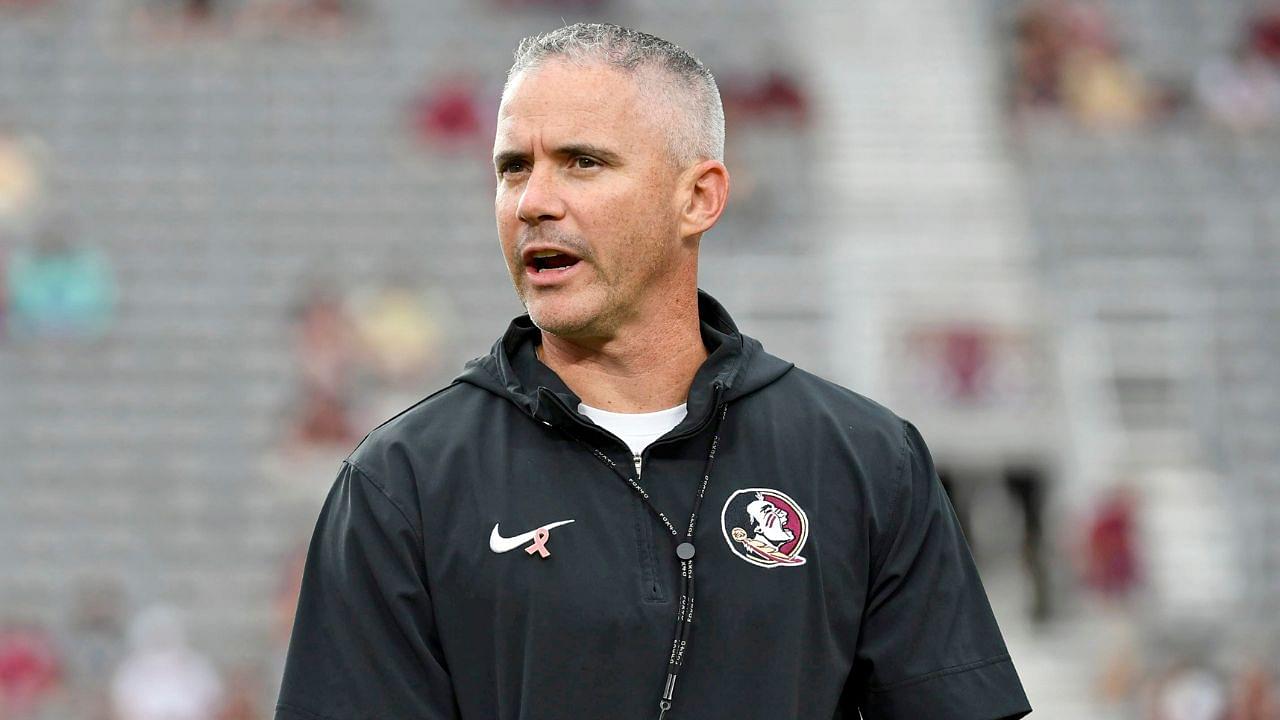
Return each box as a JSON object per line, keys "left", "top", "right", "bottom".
{"left": 456, "top": 289, "right": 794, "bottom": 433}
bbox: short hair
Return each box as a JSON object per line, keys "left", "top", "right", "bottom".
{"left": 504, "top": 23, "right": 725, "bottom": 167}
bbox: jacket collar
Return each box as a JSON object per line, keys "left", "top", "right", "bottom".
{"left": 456, "top": 288, "right": 792, "bottom": 435}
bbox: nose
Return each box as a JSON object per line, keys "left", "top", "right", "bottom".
{"left": 516, "top": 164, "right": 566, "bottom": 225}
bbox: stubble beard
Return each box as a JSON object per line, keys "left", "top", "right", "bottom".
{"left": 520, "top": 257, "right": 636, "bottom": 340}
{"left": 517, "top": 231, "right": 671, "bottom": 342}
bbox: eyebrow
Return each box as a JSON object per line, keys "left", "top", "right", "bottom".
{"left": 493, "top": 143, "right": 623, "bottom": 169}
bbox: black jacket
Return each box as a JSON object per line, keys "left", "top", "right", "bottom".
{"left": 276, "top": 290, "right": 1033, "bottom": 720}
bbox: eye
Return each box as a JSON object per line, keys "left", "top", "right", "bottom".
{"left": 573, "top": 156, "right": 600, "bottom": 169}
{"left": 498, "top": 160, "right": 527, "bottom": 176}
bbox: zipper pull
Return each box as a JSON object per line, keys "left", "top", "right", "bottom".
{"left": 633, "top": 453, "right": 643, "bottom": 479}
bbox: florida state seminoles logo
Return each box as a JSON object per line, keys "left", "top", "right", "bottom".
{"left": 720, "top": 488, "right": 809, "bottom": 568}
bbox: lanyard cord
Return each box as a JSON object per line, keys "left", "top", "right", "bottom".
{"left": 566, "top": 400, "right": 730, "bottom": 720}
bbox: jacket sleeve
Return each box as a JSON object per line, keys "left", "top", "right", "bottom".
{"left": 275, "top": 460, "right": 460, "bottom": 720}
{"left": 847, "top": 421, "right": 1032, "bottom": 720}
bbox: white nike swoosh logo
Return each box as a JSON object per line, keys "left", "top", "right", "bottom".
{"left": 489, "top": 520, "right": 575, "bottom": 553}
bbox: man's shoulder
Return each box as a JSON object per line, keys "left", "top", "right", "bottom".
{"left": 755, "top": 364, "right": 919, "bottom": 506}
{"left": 343, "top": 380, "right": 495, "bottom": 483}
{"left": 763, "top": 363, "right": 906, "bottom": 439}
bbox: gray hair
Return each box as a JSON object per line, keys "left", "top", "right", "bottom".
{"left": 504, "top": 23, "right": 725, "bottom": 166}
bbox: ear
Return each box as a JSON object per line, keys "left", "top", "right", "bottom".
{"left": 677, "top": 160, "right": 730, "bottom": 241}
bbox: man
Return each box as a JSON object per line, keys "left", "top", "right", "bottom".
{"left": 276, "top": 23, "right": 1033, "bottom": 720}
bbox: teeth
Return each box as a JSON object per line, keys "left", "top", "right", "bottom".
{"left": 533, "top": 250, "right": 559, "bottom": 258}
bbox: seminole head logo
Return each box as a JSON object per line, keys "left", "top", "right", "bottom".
{"left": 720, "top": 488, "right": 808, "bottom": 568}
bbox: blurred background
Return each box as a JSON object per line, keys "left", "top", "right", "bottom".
{"left": 0, "top": 0, "right": 1277, "bottom": 718}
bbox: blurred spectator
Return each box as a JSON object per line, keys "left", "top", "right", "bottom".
{"left": 1081, "top": 485, "right": 1142, "bottom": 601}
{"left": 0, "top": 126, "right": 44, "bottom": 221}
{"left": 1056, "top": 1, "right": 1148, "bottom": 128}
{"left": 1012, "top": 0, "right": 1068, "bottom": 112}
{"left": 110, "top": 605, "right": 222, "bottom": 720}
{"left": 1059, "top": 43, "right": 1148, "bottom": 128}
{"left": 1146, "top": 660, "right": 1229, "bottom": 720}
{"left": 1247, "top": 2, "right": 1280, "bottom": 65}
{"left": 1197, "top": 36, "right": 1280, "bottom": 131}
{"left": 1227, "top": 660, "right": 1280, "bottom": 720}
{"left": 351, "top": 285, "right": 442, "bottom": 387}
{"left": 1011, "top": 0, "right": 1151, "bottom": 128}
{"left": 721, "top": 71, "right": 810, "bottom": 127}
{"left": 0, "top": 622, "right": 61, "bottom": 719}
{"left": 213, "top": 667, "right": 260, "bottom": 720}
{"left": 5, "top": 220, "right": 116, "bottom": 341}
{"left": 286, "top": 288, "right": 361, "bottom": 451}
{"left": 293, "top": 288, "right": 358, "bottom": 397}
{"left": 899, "top": 325, "right": 1044, "bottom": 407}
{"left": 407, "top": 78, "right": 486, "bottom": 150}
{"left": 62, "top": 579, "right": 127, "bottom": 720}
{"left": 1096, "top": 630, "right": 1141, "bottom": 709}
{"left": 290, "top": 387, "right": 359, "bottom": 450}
{"left": 285, "top": 283, "right": 449, "bottom": 452}
{"left": 941, "top": 327, "right": 991, "bottom": 401}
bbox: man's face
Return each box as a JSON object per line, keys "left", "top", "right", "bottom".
{"left": 493, "top": 60, "right": 684, "bottom": 339}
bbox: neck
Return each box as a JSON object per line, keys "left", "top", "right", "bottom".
{"left": 536, "top": 293, "right": 707, "bottom": 413}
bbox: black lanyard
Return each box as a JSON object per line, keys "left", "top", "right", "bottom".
{"left": 566, "top": 401, "right": 730, "bottom": 719}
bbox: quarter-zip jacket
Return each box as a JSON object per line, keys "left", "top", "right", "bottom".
{"left": 276, "top": 290, "right": 1033, "bottom": 720}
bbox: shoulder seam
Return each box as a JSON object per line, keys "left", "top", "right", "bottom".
{"left": 870, "top": 418, "right": 913, "bottom": 578}
{"left": 343, "top": 459, "right": 426, "bottom": 548}
{"left": 350, "top": 381, "right": 466, "bottom": 454}
{"left": 867, "top": 653, "right": 1013, "bottom": 693}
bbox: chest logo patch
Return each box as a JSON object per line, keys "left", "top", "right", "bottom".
{"left": 720, "top": 488, "right": 809, "bottom": 568}
{"left": 490, "top": 520, "right": 574, "bottom": 558}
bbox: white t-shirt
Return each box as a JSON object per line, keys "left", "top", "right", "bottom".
{"left": 577, "top": 402, "right": 688, "bottom": 458}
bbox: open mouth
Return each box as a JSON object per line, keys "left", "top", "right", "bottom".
{"left": 526, "top": 249, "right": 581, "bottom": 273}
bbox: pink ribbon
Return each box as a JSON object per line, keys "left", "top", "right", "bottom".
{"left": 525, "top": 527, "right": 551, "bottom": 558}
